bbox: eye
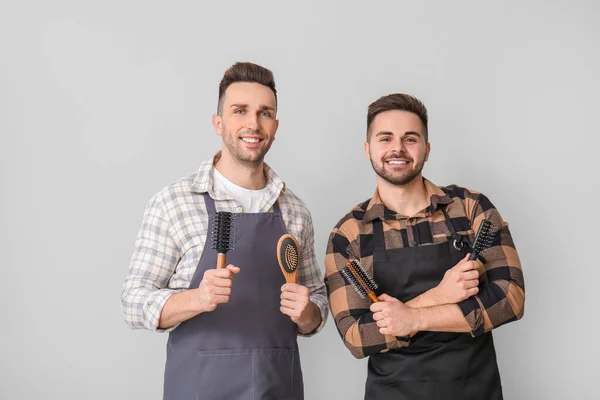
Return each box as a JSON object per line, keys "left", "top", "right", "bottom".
{"left": 380, "top": 137, "right": 391, "bottom": 142}
{"left": 404, "top": 137, "right": 417, "bottom": 143}
{"left": 260, "top": 111, "right": 273, "bottom": 118}
{"left": 234, "top": 109, "right": 245, "bottom": 115}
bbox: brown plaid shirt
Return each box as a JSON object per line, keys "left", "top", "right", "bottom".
{"left": 325, "top": 178, "right": 525, "bottom": 359}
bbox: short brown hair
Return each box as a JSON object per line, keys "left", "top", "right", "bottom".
{"left": 217, "top": 62, "right": 277, "bottom": 115}
{"left": 367, "top": 94, "right": 429, "bottom": 142}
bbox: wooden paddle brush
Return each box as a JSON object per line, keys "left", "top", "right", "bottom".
{"left": 341, "top": 260, "right": 379, "bottom": 303}
{"left": 469, "top": 219, "right": 497, "bottom": 261}
{"left": 211, "top": 212, "right": 236, "bottom": 269}
{"left": 277, "top": 234, "right": 300, "bottom": 283}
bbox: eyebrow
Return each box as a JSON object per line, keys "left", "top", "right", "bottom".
{"left": 375, "top": 131, "right": 422, "bottom": 137}
{"left": 230, "top": 104, "right": 275, "bottom": 112}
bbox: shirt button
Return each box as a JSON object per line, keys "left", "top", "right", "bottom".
{"left": 237, "top": 207, "right": 242, "bottom": 212}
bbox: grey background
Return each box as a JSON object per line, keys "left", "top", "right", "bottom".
{"left": 1, "top": 1, "right": 598, "bottom": 399}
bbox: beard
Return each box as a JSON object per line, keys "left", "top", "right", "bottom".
{"left": 221, "top": 126, "right": 273, "bottom": 167}
{"left": 370, "top": 153, "right": 426, "bottom": 186}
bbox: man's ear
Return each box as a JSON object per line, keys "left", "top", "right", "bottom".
{"left": 364, "top": 141, "right": 371, "bottom": 161}
{"left": 212, "top": 114, "right": 222, "bottom": 136}
{"left": 272, "top": 119, "right": 279, "bottom": 140}
{"left": 425, "top": 142, "right": 430, "bottom": 161}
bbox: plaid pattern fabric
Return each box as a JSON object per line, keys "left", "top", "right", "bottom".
{"left": 121, "top": 152, "right": 328, "bottom": 334}
{"left": 325, "top": 178, "right": 525, "bottom": 359}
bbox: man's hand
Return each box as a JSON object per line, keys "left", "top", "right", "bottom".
{"left": 371, "top": 294, "right": 419, "bottom": 337}
{"left": 280, "top": 283, "right": 321, "bottom": 334}
{"left": 195, "top": 264, "right": 240, "bottom": 312}
{"left": 433, "top": 254, "right": 480, "bottom": 304}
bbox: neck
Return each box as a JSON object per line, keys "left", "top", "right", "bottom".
{"left": 214, "top": 151, "right": 267, "bottom": 190}
{"left": 377, "top": 175, "right": 429, "bottom": 217}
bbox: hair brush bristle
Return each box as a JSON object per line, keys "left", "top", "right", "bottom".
{"left": 469, "top": 219, "right": 496, "bottom": 261}
{"left": 341, "top": 267, "right": 368, "bottom": 299}
{"left": 342, "top": 260, "right": 379, "bottom": 303}
{"left": 277, "top": 234, "right": 300, "bottom": 283}
{"left": 277, "top": 235, "right": 299, "bottom": 274}
{"left": 211, "top": 212, "right": 236, "bottom": 254}
{"left": 348, "top": 260, "right": 378, "bottom": 291}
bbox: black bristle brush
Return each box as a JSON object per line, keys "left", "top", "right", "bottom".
{"left": 341, "top": 260, "right": 379, "bottom": 303}
{"left": 211, "top": 212, "right": 236, "bottom": 269}
{"left": 469, "top": 219, "right": 496, "bottom": 261}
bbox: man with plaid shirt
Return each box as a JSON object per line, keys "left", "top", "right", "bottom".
{"left": 122, "top": 62, "right": 327, "bottom": 400}
{"left": 325, "top": 93, "right": 524, "bottom": 400}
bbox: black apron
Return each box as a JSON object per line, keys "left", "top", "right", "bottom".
{"left": 366, "top": 208, "right": 503, "bottom": 400}
{"left": 163, "top": 194, "right": 303, "bottom": 400}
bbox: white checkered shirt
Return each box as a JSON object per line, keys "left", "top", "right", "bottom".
{"left": 121, "top": 152, "right": 328, "bottom": 335}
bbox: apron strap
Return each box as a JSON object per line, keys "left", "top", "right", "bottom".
{"left": 441, "top": 207, "right": 467, "bottom": 252}
{"left": 203, "top": 193, "right": 217, "bottom": 214}
{"left": 272, "top": 200, "right": 281, "bottom": 214}
{"left": 372, "top": 217, "right": 388, "bottom": 263}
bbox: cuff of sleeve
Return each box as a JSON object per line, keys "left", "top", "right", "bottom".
{"left": 298, "top": 296, "right": 329, "bottom": 337}
{"left": 143, "top": 289, "right": 180, "bottom": 333}
{"left": 457, "top": 297, "right": 485, "bottom": 337}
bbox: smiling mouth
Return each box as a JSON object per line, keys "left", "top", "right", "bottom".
{"left": 385, "top": 159, "right": 410, "bottom": 165}
{"left": 240, "top": 137, "right": 263, "bottom": 144}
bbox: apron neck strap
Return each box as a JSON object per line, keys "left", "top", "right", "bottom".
{"left": 272, "top": 201, "right": 281, "bottom": 214}
{"left": 373, "top": 218, "right": 386, "bottom": 251}
{"left": 203, "top": 193, "right": 217, "bottom": 214}
{"left": 441, "top": 207, "right": 467, "bottom": 251}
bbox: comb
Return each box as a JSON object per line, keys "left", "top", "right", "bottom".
{"left": 469, "top": 219, "right": 496, "bottom": 261}
{"left": 341, "top": 260, "right": 379, "bottom": 303}
{"left": 210, "top": 212, "right": 236, "bottom": 269}
{"left": 277, "top": 234, "right": 300, "bottom": 283}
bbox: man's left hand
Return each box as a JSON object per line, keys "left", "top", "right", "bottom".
{"left": 280, "top": 283, "right": 312, "bottom": 323}
{"left": 280, "top": 283, "right": 320, "bottom": 334}
{"left": 371, "top": 294, "right": 419, "bottom": 337}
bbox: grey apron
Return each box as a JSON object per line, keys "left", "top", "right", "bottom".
{"left": 163, "top": 193, "right": 303, "bottom": 400}
{"left": 365, "top": 207, "right": 503, "bottom": 400}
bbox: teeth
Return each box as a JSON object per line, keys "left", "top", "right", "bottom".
{"left": 388, "top": 161, "right": 408, "bottom": 165}
{"left": 241, "top": 138, "right": 260, "bottom": 143}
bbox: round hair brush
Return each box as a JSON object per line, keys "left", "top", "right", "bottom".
{"left": 211, "top": 212, "right": 236, "bottom": 269}
{"left": 469, "top": 219, "right": 496, "bottom": 261}
{"left": 342, "top": 260, "right": 379, "bottom": 303}
{"left": 277, "top": 234, "right": 300, "bottom": 283}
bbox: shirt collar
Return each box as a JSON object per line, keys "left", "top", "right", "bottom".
{"left": 190, "top": 151, "right": 286, "bottom": 199}
{"left": 360, "top": 178, "right": 453, "bottom": 222}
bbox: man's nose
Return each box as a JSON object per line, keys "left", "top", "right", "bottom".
{"left": 245, "top": 113, "right": 260, "bottom": 131}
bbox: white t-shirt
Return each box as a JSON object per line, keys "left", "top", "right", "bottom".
{"left": 212, "top": 168, "right": 270, "bottom": 213}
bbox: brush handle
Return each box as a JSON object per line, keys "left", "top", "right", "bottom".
{"left": 285, "top": 273, "right": 297, "bottom": 284}
{"left": 468, "top": 251, "right": 479, "bottom": 261}
{"left": 368, "top": 292, "right": 379, "bottom": 303}
{"left": 217, "top": 253, "right": 226, "bottom": 269}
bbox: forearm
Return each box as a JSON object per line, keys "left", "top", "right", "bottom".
{"left": 296, "top": 302, "right": 322, "bottom": 334}
{"left": 414, "top": 304, "right": 472, "bottom": 333}
{"left": 295, "top": 286, "right": 328, "bottom": 336}
{"left": 157, "top": 289, "right": 204, "bottom": 329}
{"left": 340, "top": 312, "right": 408, "bottom": 358}
{"left": 406, "top": 287, "right": 445, "bottom": 309}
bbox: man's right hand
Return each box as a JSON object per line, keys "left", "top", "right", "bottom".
{"left": 195, "top": 264, "right": 240, "bottom": 312}
{"left": 434, "top": 254, "right": 480, "bottom": 304}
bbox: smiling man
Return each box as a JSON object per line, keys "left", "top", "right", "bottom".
{"left": 325, "top": 94, "right": 525, "bottom": 399}
{"left": 121, "top": 62, "right": 327, "bottom": 400}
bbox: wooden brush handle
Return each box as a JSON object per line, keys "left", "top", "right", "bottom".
{"left": 367, "top": 292, "right": 379, "bottom": 303}
{"left": 217, "top": 253, "right": 226, "bottom": 269}
{"left": 286, "top": 272, "right": 297, "bottom": 284}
